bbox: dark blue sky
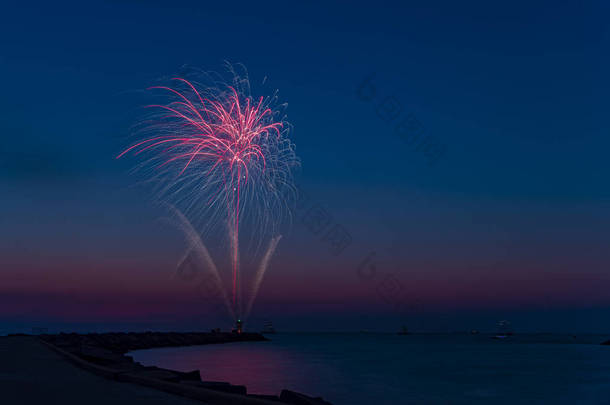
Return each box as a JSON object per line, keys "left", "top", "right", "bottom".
{"left": 1, "top": 0, "right": 609, "bottom": 333}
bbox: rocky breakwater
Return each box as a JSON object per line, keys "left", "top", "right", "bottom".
{"left": 38, "top": 332, "right": 332, "bottom": 405}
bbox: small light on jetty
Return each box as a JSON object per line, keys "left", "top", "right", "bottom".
{"left": 233, "top": 319, "right": 243, "bottom": 334}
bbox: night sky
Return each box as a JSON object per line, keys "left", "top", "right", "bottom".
{"left": 2, "top": 0, "right": 609, "bottom": 333}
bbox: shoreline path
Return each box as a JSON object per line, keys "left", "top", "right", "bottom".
{"left": 1, "top": 336, "right": 201, "bottom": 404}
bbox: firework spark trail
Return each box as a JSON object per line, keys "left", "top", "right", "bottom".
{"left": 245, "top": 235, "right": 282, "bottom": 320}
{"left": 228, "top": 217, "right": 241, "bottom": 316}
{"left": 167, "top": 204, "right": 235, "bottom": 320}
{"left": 119, "top": 70, "right": 298, "bottom": 321}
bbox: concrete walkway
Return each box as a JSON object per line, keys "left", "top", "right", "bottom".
{"left": 0, "top": 336, "right": 202, "bottom": 404}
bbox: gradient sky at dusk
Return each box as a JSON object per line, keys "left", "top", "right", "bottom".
{"left": 1, "top": 0, "right": 609, "bottom": 333}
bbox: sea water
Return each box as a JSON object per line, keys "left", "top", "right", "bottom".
{"left": 129, "top": 333, "right": 610, "bottom": 404}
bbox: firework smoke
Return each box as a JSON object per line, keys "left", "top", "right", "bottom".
{"left": 168, "top": 204, "right": 234, "bottom": 319}
{"left": 245, "top": 235, "right": 282, "bottom": 319}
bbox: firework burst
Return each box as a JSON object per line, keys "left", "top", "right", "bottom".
{"left": 119, "top": 67, "right": 298, "bottom": 321}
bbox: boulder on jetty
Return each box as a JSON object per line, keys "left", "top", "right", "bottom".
{"left": 183, "top": 380, "right": 247, "bottom": 395}
{"left": 79, "top": 345, "right": 134, "bottom": 366}
{"left": 248, "top": 394, "right": 282, "bottom": 402}
{"left": 280, "top": 389, "right": 333, "bottom": 405}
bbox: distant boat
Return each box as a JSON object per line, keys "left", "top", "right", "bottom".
{"left": 397, "top": 325, "right": 410, "bottom": 335}
{"left": 261, "top": 320, "right": 276, "bottom": 334}
{"left": 470, "top": 329, "right": 480, "bottom": 335}
{"left": 492, "top": 320, "right": 513, "bottom": 339}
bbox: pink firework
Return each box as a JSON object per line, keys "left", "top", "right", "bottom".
{"left": 118, "top": 72, "right": 298, "bottom": 318}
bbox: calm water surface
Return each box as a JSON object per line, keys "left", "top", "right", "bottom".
{"left": 129, "top": 333, "right": 610, "bottom": 404}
